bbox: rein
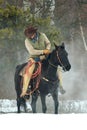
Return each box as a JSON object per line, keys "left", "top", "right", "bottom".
{"left": 48, "top": 50, "right": 65, "bottom": 70}
{"left": 44, "top": 50, "right": 66, "bottom": 84}
{"left": 56, "top": 50, "right": 66, "bottom": 71}
{"left": 41, "top": 50, "right": 66, "bottom": 84}
{"left": 49, "top": 61, "right": 57, "bottom": 68}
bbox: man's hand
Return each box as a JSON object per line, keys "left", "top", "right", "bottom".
{"left": 43, "top": 49, "right": 51, "bottom": 55}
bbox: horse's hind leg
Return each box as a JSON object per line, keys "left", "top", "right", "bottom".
{"left": 52, "top": 91, "right": 59, "bottom": 114}
{"left": 17, "top": 97, "right": 27, "bottom": 113}
{"left": 31, "top": 92, "right": 38, "bottom": 113}
{"left": 40, "top": 94, "right": 47, "bottom": 113}
{"left": 17, "top": 98, "right": 21, "bottom": 113}
{"left": 15, "top": 74, "right": 22, "bottom": 113}
{"left": 22, "top": 98, "right": 27, "bottom": 113}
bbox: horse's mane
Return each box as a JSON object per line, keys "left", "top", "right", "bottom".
{"left": 41, "top": 53, "right": 51, "bottom": 71}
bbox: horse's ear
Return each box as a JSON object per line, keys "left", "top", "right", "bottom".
{"left": 61, "top": 42, "right": 65, "bottom": 49}
{"left": 53, "top": 42, "right": 58, "bottom": 49}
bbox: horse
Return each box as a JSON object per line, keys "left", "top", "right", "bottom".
{"left": 14, "top": 43, "right": 71, "bottom": 114}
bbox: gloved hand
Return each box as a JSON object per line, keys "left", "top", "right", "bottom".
{"left": 43, "top": 49, "right": 51, "bottom": 55}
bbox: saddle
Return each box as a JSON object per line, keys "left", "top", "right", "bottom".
{"left": 16, "top": 60, "right": 42, "bottom": 95}
{"left": 19, "top": 61, "right": 41, "bottom": 78}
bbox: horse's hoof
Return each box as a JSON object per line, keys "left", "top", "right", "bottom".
{"left": 20, "top": 106, "right": 24, "bottom": 112}
{"left": 47, "top": 93, "right": 51, "bottom": 97}
{"left": 26, "top": 101, "right": 32, "bottom": 112}
{"left": 59, "top": 87, "right": 66, "bottom": 95}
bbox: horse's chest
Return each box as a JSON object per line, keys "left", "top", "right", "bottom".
{"left": 39, "top": 79, "right": 59, "bottom": 94}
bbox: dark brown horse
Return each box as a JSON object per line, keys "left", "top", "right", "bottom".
{"left": 14, "top": 43, "right": 71, "bottom": 114}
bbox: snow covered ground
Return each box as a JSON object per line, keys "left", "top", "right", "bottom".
{"left": 0, "top": 99, "right": 32, "bottom": 113}
{"left": 1, "top": 99, "right": 87, "bottom": 113}
{"left": 0, "top": 113, "right": 87, "bottom": 130}
{"left": 0, "top": 99, "right": 87, "bottom": 130}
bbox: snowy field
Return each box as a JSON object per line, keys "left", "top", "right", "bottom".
{"left": 0, "top": 113, "right": 87, "bottom": 130}
{"left": 0, "top": 99, "right": 87, "bottom": 130}
{"left": 1, "top": 99, "right": 87, "bottom": 113}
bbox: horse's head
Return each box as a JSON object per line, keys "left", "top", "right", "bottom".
{"left": 49, "top": 43, "right": 71, "bottom": 71}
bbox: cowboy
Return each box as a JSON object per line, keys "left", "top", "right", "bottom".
{"left": 20, "top": 26, "right": 51, "bottom": 97}
{"left": 20, "top": 26, "right": 65, "bottom": 97}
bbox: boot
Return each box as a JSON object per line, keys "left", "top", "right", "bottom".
{"left": 59, "top": 85, "right": 66, "bottom": 94}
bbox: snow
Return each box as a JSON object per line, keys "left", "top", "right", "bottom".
{"left": 1, "top": 99, "right": 87, "bottom": 113}
{"left": 0, "top": 113, "right": 87, "bottom": 130}
{"left": 0, "top": 99, "right": 87, "bottom": 130}
{"left": 0, "top": 99, "right": 32, "bottom": 113}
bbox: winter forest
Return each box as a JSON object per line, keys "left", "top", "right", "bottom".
{"left": 0, "top": 0, "right": 87, "bottom": 114}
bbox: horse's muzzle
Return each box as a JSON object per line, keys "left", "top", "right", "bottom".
{"left": 63, "top": 64, "right": 71, "bottom": 71}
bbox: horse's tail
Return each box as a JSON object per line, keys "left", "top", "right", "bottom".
{"left": 14, "top": 62, "right": 27, "bottom": 96}
{"left": 15, "top": 62, "right": 27, "bottom": 75}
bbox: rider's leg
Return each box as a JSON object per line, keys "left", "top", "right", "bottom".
{"left": 20, "top": 58, "right": 35, "bottom": 97}
{"left": 57, "top": 67, "right": 66, "bottom": 94}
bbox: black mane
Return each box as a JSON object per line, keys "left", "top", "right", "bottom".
{"left": 41, "top": 54, "right": 51, "bottom": 71}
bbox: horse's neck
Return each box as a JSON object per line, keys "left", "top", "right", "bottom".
{"left": 42, "top": 58, "right": 58, "bottom": 81}
{"left": 46, "top": 63, "right": 58, "bottom": 81}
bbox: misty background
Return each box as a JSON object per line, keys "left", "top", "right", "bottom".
{"left": 0, "top": 0, "right": 87, "bottom": 102}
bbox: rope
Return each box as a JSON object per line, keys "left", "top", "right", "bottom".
{"left": 31, "top": 62, "right": 41, "bottom": 79}
{"left": 24, "top": 61, "right": 41, "bottom": 79}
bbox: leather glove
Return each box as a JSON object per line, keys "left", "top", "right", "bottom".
{"left": 43, "top": 49, "right": 51, "bottom": 55}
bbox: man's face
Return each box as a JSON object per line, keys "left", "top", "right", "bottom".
{"left": 28, "top": 33, "right": 36, "bottom": 39}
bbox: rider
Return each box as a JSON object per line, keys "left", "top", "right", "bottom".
{"left": 20, "top": 26, "right": 51, "bottom": 97}
{"left": 20, "top": 26, "right": 65, "bottom": 97}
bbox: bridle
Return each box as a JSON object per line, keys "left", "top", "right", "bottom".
{"left": 49, "top": 50, "right": 66, "bottom": 71}
{"left": 56, "top": 50, "right": 66, "bottom": 71}
{"left": 43, "top": 49, "right": 66, "bottom": 83}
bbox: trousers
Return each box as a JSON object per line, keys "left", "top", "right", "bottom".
{"left": 20, "top": 58, "right": 35, "bottom": 97}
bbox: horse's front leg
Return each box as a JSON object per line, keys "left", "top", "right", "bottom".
{"left": 40, "top": 94, "right": 47, "bottom": 113}
{"left": 31, "top": 92, "right": 38, "bottom": 113}
{"left": 23, "top": 99, "right": 27, "bottom": 113}
{"left": 52, "top": 90, "right": 59, "bottom": 114}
